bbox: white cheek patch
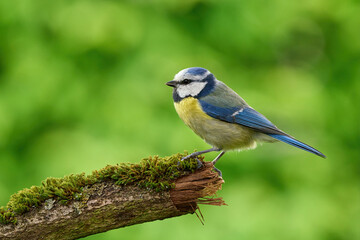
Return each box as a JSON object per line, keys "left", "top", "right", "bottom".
{"left": 177, "top": 81, "right": 207, "bottom": 98}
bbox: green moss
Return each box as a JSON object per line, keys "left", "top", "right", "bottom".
{"left": 0, "top": 152, "right": 200, "bottom": 225}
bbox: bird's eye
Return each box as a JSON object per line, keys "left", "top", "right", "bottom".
{"left": 182, "top": 79, "right": 191, "bottom": 84}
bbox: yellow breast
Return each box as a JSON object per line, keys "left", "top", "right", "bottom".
{"left": 174, "top": 97, "right": 256, "bottom": 150}
{"left": 174, "top": 97, "right": 213, "bottom": 126}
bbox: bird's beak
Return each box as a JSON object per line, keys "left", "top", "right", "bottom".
{"left": 166, "top": 80, "right": 177, "bottom": 88}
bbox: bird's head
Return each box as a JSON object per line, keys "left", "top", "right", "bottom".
{"left": 166, "top": 67, "right": 216, "bottom": 102}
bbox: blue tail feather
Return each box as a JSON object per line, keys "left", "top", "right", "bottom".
{"left": 268, "top": 134, "right": 326, "bottom": 158}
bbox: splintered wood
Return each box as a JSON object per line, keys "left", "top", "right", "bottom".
{"left": 170, "top": 162, "right": 226, "bottom": 212}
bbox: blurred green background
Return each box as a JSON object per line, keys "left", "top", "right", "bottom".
{"left": 0, "top": 0, "right": 359, "bottom": 239}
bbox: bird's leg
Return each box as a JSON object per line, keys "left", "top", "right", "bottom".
{"left": 180, "top": 147, "right": 220, "bottom": 169}
{"left": 212, "top": 151, "right": 225, "bottom": 177}
{"left": 181, "top": 147, "right": 220, "bottom": 161}
{"left": 212, "top": 151, "right": 225, "bottom": 165}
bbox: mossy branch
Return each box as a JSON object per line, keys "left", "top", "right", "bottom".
{"left": 0, "top": 153, "right": 225, "bottom": 240}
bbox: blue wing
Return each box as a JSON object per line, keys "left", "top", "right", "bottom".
{"left": 199, "top": 100, "right": 285, "bottom": 135}
{"left": 199, "top": 100, "right": 326, "bottom": 158}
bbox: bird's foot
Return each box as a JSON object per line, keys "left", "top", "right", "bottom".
{"left": 177, "top": 156, "right": 203, "bottom": 170}
{"left": 195, "top": 158, "right": 203, "bottom": 169}
{"left": 181, "top": 152, "right": 197, "bottom": 161}
{"left": 212, "top": 166, "right": 222, "bottom": 177}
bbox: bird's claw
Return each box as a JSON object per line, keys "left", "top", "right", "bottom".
{"left": 181, "top": 154, "right": 193, "bottom": 162}
{"left": 195, "top": 158, "right": 203, "bottom": 169}
{"left": 213, "top": 166, "right": 222, "bottom": 177}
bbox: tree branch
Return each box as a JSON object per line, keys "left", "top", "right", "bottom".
{"left": 0, "top": 155, "right": 225, "bottom": 240}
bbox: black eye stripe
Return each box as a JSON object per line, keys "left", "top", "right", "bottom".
{"left": 181, "top": 79, "right": 192, "bottom": 84}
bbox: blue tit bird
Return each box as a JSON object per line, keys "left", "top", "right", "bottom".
{"left": 166, "top": 67, "right": 325, "bottom": 176}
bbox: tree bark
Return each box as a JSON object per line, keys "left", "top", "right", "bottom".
{"left": 0, "top": 162, "right": 225, "bottom": 240}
